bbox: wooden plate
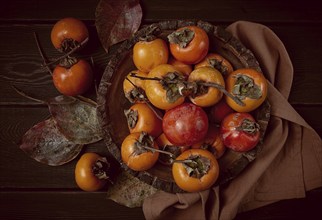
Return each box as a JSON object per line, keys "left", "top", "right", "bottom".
{"left": 97, "top": 20, "right": 270, "bottom": 193}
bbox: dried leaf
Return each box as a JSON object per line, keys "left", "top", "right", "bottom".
{"left": 95, "top": 0, "right": 142, "bottom": 52}
{"left": 47, "top": 96, "right": 103, "bottom": 144}
{"left": 20, "top": 118, "right": 83, "bottom": 166}
{"left": 107, "top": 171, "right": 158, "bottom": 208}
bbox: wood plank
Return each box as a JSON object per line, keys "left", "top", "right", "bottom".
{"left": 1, "top": 0, "right": 322, "bottom": 24}
{"left": 0, "top": 0, "right": 100, "bottom": 22}
{"left": 0, "top": 24, "right": 321, "bottom": 105}
{"left": 0, "top": 191, "right": 145, "bottom": 220}
{"left": 0, "top": 188, "right": 321, "bottom": 219}
{"left": 236, "top": 187, "right": 322, "bottom": 220}
{"left": 142, "top": 0, "right": 322, "bottom": 24}
{"left": 271, "top": 25, "right": 322, "bottom": 104}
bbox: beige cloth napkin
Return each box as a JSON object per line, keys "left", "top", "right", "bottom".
{"left": 142, "top": 21, "right": 322, "bottom": 220}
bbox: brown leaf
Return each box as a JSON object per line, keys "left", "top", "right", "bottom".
{"left": 20, "top": 118, "right": 83, "bottom": 166}
{"left": 47, "top": 95, "right": 103, "bottom": 144}
{"left": 107, "top": 171, "right": 158, "bottom": 208}
{"left": 95, "top": 0, "right": 142, "bottom": 52}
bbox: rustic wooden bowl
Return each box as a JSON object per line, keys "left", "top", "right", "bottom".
{"left": 97, "top": 20, "right": 270, "bottom": 193}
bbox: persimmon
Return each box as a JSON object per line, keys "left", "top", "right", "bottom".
{"left": 195, "top": 53, "right": 234, "bottom": 76}
{"left": 168, "top": 57, "right": 193, "bottom": 76}
{"left": 192, "top": 124, "right": 226, "bottom": 159}
{"left": 52, "top": 59, "right": 93, "bottom": 96}
{"left": 124, "top": 103, "right": 162, "bottom": 138}
{"left": 188, "top": 66, "right": 225, "bottom": 107}
{"left": 225, "top": 68, "right": 267, "bottom": 112}
{"left": 75, "top": 153, "right": 110, "bottom": 192}
{"left": 168, "top": 26, "right": 209, "bottom": 64}
{"left": 133, "top": 38, "right": 169, "bottom": 73}
{"left": 121, "top": 132, "right": 159, "bottom": 171}
{"left": 209, "top": 98, "right": 235, "bottom": 124}
{"left": 221, "top": 112, "right": 260, "bottom": 152}
{"left": 51, "top": 17, "right": 89, "bottom": 52}
{"left": 144, "top": 64, "right": 186, "bottom": 110}
{"left": 123, "top": 70, "right": 148, "bottom": 103}
{"left": 162, "top": 103, "right": 208, "bottom": 146}
{"left": 172, "top": 149, "right": 219, "bottom": 192}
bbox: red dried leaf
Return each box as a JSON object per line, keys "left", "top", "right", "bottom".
{"left": 47, "top": 96, "right": 103, "bottom": 144}
{"left": 20, "top": 118, "right": 83, "bottom": 166}
{"left": 95, "top": 0, "right": 142, "bottom": 52}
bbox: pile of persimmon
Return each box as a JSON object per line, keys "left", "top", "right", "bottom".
{"left": 121, "top": 25, "right": 267, "bottom": 192}
{"left": 50, "top": 17, "right": 93, "bottom": 96}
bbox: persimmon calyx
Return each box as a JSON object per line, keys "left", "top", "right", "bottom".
{"left": 236, "top": 118, "right": 260, "bottom": 134}
{"left": 160, "top": 72, "right": 187, "bottom": 103}
{"left": 59, "top": 56, "right": 78, "bottom": 68}
{"left": 168, "top": 28, "right": 195, "bottom": 48}
{"left": 92, "top": 157, "right": 110, "bottom": 180}
{"left": 125, "top": 77, "right": 146, "bottom": 103}
{"left": 208, "top": 58, "right": 229, "bottom": 76}
{"left": 233, "top": 74, "right": 262, "bottom": 100}
{"left": 174, "top": 155, "right": 211, "bottom": 178}
{"left": 124, "top": 108, "right": 138, "bottom": 129}
{"left": 138, "top": 34, "right": 157, "bottom": 42}
{"left": 133, "top": 132, "right": 155, "bottom": 155}
{"left": 60, "top": 38, "right": 81, "bottom": 53}
{"left": 125, "top": 86, "right": 146, "bottom": 103}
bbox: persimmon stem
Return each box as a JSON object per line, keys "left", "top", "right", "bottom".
{"left": 125, "top": 77, "right": 163, "bottom": 120}
{"left": 130, "top": 73, "right": 245, "bottom": 106}
{"left": 172, "top": 159, "right": 197, "bottom": 165}
{"left": 130, "top": 72, "right": 161, "bottom": 81}
{"left": 199, "top": 82, "right": 245, "bottom": 106}
{"left": 90, "top": 56, "right": 99, "bottom": 98}
{"left": 42, "top": 37, "right": 89, "bottom": 67}
{"left": 33, "top": 32, "right": 53, "bottom": 75}
{"left": 142, "top": 144, "right": 175, "bottom": 158}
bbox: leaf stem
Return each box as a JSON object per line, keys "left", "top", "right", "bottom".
{"left": 33, "top": 32, "right": 53, "bottom": 75}
{"left": 12, "top": 85, "right": 46, "bottom": 104}
{"left": 90, "top": 56, "right": 99, "bottom": 98}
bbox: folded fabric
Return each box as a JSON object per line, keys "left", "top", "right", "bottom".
{"left": 142, "top": 21, "right": 322, "bottom": 220}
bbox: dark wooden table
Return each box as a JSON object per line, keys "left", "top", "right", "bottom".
{"left": 1, "top": 0, "right": 321, "bottom": 219}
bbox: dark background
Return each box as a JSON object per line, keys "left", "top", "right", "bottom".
{"left": 0, "top": 0, "right": 321, "bottom": 219}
